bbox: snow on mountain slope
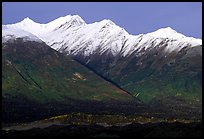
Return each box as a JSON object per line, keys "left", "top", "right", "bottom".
{"left": 43, "top": 19, "right": 135, "bottom": 56}
{"left": 3, "top": 15, "right": 86, "bottom": 36}
{"left": 146, "top": 27, "right": 202, "bottom": 46}
{"left": 2, "top": 15, "right": 202, "bottom": 57}
{"left": 2, "top": 26, "right": 42, "bottom": 43}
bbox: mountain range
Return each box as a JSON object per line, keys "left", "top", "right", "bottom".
{"left": 2, "top": 15, "right": 202, "bottom": 123}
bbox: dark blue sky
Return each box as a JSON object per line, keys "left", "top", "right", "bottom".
{"left": 2, "top": 2, "right": 202, "bottom": 39}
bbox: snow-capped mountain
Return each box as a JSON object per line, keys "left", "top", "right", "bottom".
{"left": 2, "top": 15, "right": 202, "bottom": 114}
{"left": 2, "top": 15, "right": 202, "bottom": 58}
{"left": 146, "top": 27, "right": 202, "bottom": 44}
{"left": 2, "top": 26, "right": 42, "bottom": 43}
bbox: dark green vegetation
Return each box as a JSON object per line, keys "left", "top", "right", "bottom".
{"left": 2, "top": 39, "right": 139, "bottom": 123}
{"left": 74, "top": 46, "right": 202, "bottom": 102}
{"left": 73, "top": 45, "right": 202, "bottom": 119}
{"left": 2, "top": 38, "right": 202, "bottom": 137}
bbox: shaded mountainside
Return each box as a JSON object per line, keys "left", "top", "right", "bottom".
{"left": 2, "top": 39, "right": 143, "bottom": 123}
{"left": 3, "top": 15, "right": 202, "bottom": 105}
{"left": 73, "top": 45, "right": 202, "bottom": 103}
{"left": 2, "top": 39, "right": 202, "bottom": 123}
{"left": 2, "top": 14, "right": 202, "bottom": 126}
{"left": 2, "top": 15, "right": 202, "bottom": 122}
{"left": 72, "top": 45, "right": 202, "bottom": 119}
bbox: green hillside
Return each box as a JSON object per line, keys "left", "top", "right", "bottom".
{"left": 73, "top": 45, "right": 202, "bottom": 119}
{"left": 2, "top": 39, "right": 134, "bottom": 123}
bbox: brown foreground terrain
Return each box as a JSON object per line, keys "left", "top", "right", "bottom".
{"left": 2, "top": 113, "right": 202, "bottom": 137}
{"left": 2, "top": 122, "right": 202, "bottom": 137}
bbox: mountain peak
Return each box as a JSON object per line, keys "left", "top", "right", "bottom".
{"left": 101, "top": 19, "right": 115, "bottom": 24}
{"left": 72, "top": 15, "right": 85, "bottom": 21}
{"left": 156, "top": 27, "right": 179, "bottom": 35}
{"left": 59, "top": 15, "right": 85, "bottom": 22}
{"left": 146, "top": 27, "right": 186, "bottom": 40}
{"left": 97, "top": 19, "right": 115, "bottom": 27}
{"left": 2, "top": 27, "right": 42, "bottom": 43}
{"left": 21, "top": 17, "right": 36, "bottom": 24}
{"left": 3, "top": 16, "right": 202, "bottom": 55}
{"left": 159, "top": 27, "right": 176, "bottom": 31}
{"left": 47, "top": 14, "right": 86, "bottom": 28}
{"left": 69, "top": 15, "right": 86, "bottom": 25}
